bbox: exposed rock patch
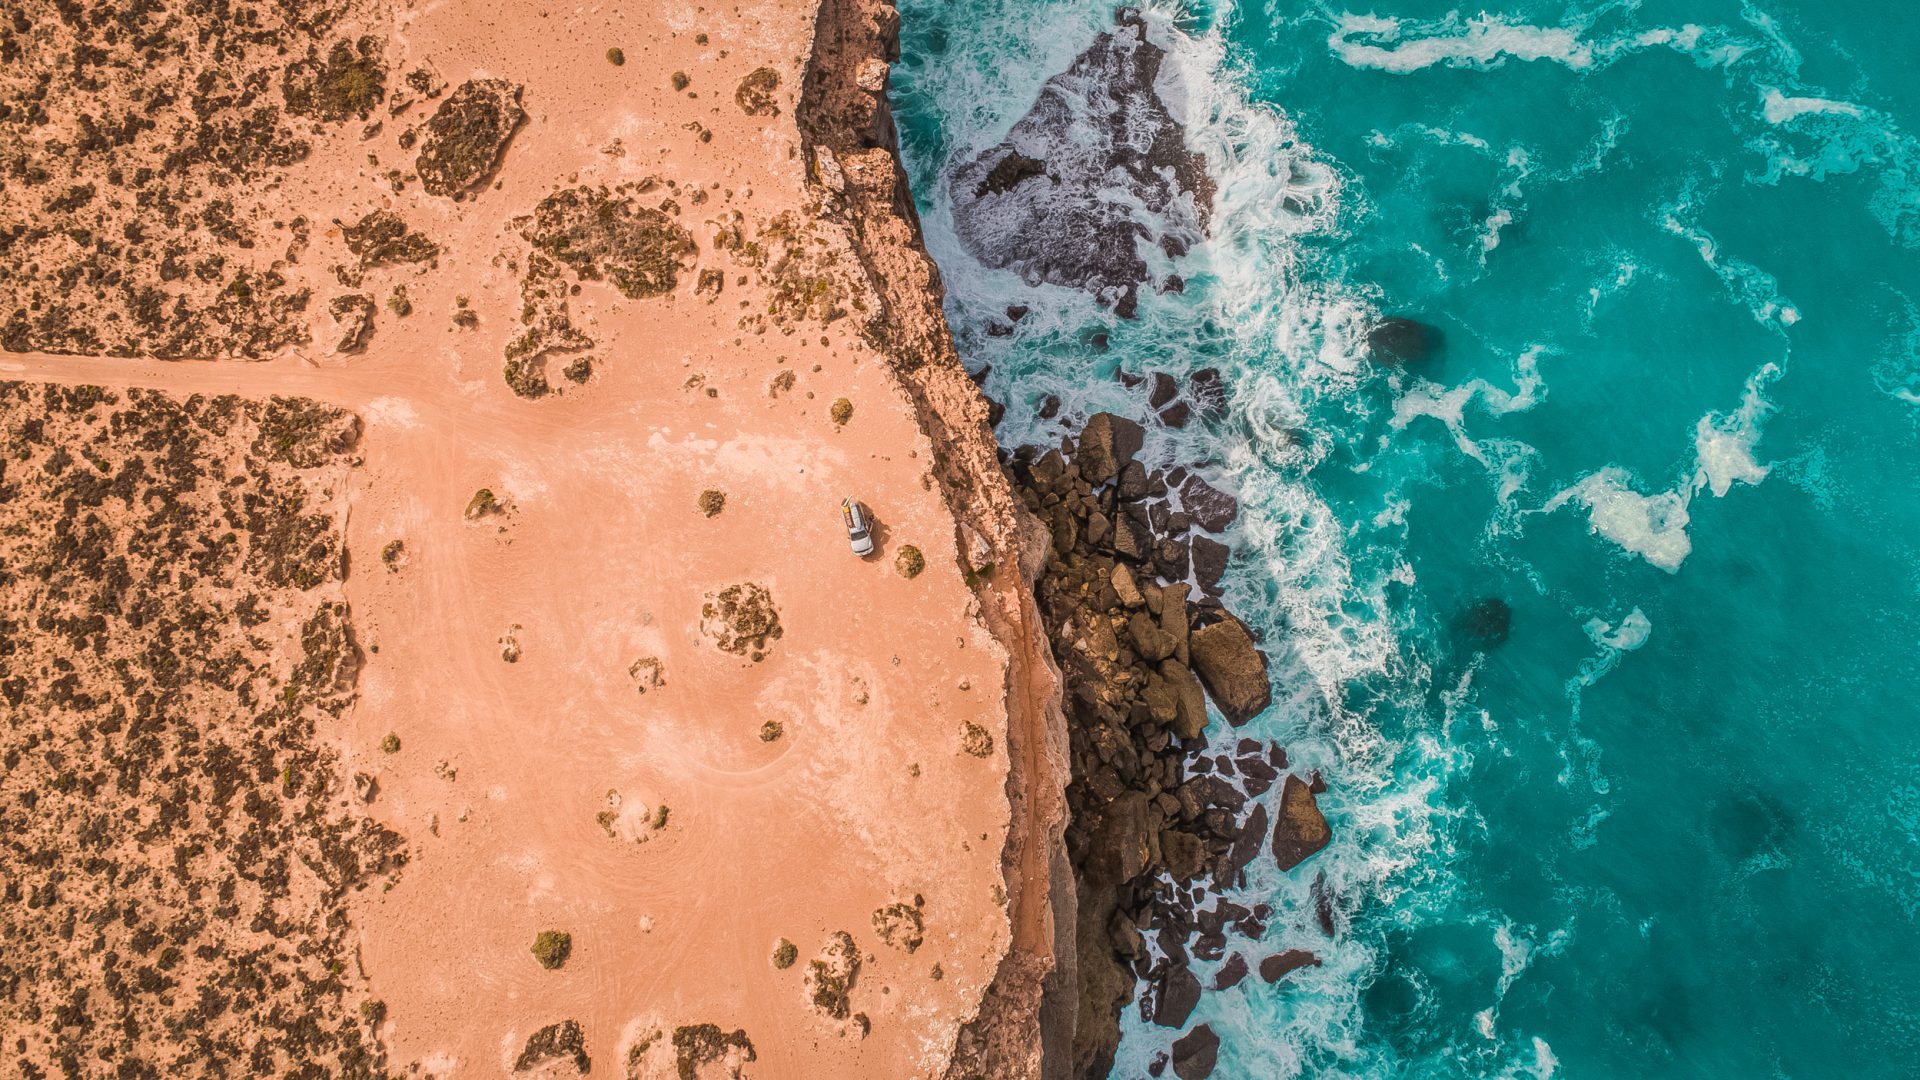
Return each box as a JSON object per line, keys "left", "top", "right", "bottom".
{"left": 805, "top": 931, "right": 861, "bottom": 1021}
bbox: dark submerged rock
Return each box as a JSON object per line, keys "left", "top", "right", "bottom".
{"left": 1188, "top": 367, "right": 1227, "bottom": 418}
{"left": 1367, "top": 317, "right": 1443, "bottom": 365}
{"left": 1458, "top": 597, "right": 1512, "bottom": 648}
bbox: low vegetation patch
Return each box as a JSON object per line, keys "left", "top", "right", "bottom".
{"left": 830, "top": 397, "right": 854, "bottom": 425}
{"left": 699, "top": 489, "right": 726, "bottom": 517}
{"left": 896, "top": 545, "right": 926, "bottom": 579}
{"left": 532, "top": 929, "right": 573, "bottom": 970}
{"left": 700, "top": 582, "right": 783, "bottom": 661}
{"left": 736, "top": 67, "right": 781, "bottom": 115}
{"left": 515, "top": 1019, "right": 589, "bottom": 1073}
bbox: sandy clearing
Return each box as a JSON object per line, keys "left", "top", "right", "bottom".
{"left": 1, "top": 0, "right": 1033, "bottom": 1072}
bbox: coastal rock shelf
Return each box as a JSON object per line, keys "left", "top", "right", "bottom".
{"left": 948, "top": 8, "right": 1212, "bottom": 320}
{"left": 1010, "top": 412, "right": 1333, "bottom": 1078}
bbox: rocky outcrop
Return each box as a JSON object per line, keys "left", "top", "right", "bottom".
{"left": 1009, "top": 413, "right": 1288, "bottom": 1077}
{"left": 948, "top": 9, "right": 1213, "bottom": 319}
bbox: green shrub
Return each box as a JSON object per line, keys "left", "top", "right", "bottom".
{"left": 606, "top": 47, "right": 625, "bottom": 66}
{"left": 758, "top": 720, "right": 783, "bottom": 743}
{"left": 772, "top": 939, "right": 797, "bottom": 969}
{"left": 896, "top": 545, "right": 925, "bottom": 579}
{"left": 698, "top": 489, "right": 725, "bottom": 517}
{"left": 670, "top": 71, "right": 690, "bottom": 91}
{"left": 380, "top": 733, "right": 401, "bottom": 754}
{"left": 829, "top": 397, "right": 853, "bottom": 425}
{"left": 531, "top": 930, "right": 572, "bottom": 970}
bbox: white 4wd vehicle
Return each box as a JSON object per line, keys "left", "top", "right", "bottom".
{"left": 841, "top": 497, "right": 875, "bottom": 556}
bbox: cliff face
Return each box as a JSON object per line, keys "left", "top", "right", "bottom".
{"left": 796, "top": 2, "right": 1075, "bottom": 1077}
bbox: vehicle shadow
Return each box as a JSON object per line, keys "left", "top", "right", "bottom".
{"left": 863, "top": 510, "right": 892, "bottom": 561}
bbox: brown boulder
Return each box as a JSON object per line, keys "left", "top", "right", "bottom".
{"left": 1160, "top": 829, "right": 1208, "bottom": 882}
{"left": 1128, "top": 612, "right": 1178, "bottom": 662}
{"left": 1191, "top": 534, "right": 1229, "bottom": 593}
{"left": 1258, "top": 949, "right": 1321, "bottom": 983}
{"left": 1213, "top": 953, "right": 1249, "bottom": 991}
{"left": 1079, "top": 412, "right": 1146, "bottom": 485}
{"left": 1158, "top": 659, "right": 1209, "bottom": 740}
{"left": 1153, "top": 963, "right": 1202, "bottom": 1028}
{"left": 1272, "top": 775, "right": 1330, "bottom": 871}
{"left": 1086, "top": 790, "right": 1152, "bottom": 886}
{"left": 1171, "top": 1024, "right": 1219, "bottom": 1080}
{"left": 1188, "top": 614, "right": 1270, "bottom": 726}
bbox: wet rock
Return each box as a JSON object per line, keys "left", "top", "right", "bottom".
{"left": 1313, "top": 872, "right": 1339, "bottom": 936}
{"left": 1214, "top": 953, "right": 1249, "bottom": 991}
{"left": 1367, "top": 317, "right": 1442, "bottom": 364}
{"left": 1272, "top": 775, "right": 1331, "bottom": 872}
{"left": 1189, "top": 368, "right": 1227, "bottom": 418}
{"left": 1079, "top": 411, "right": 1146, "bottom": 485}
{"left": 1191, "top": 535, "right": 1228, "bottom": 593}
{"left": 1171, "top": 1024, "right": 1220, "bottom": 1079}
{"left": 1188, "top": 613, "right": 1270, "bottom": 726}
{"left": 948, "top": 11, "right": 1211, "bottom": 318}
{"left": 416, "top": 79, "right": 526, "bottom": 199}
{"left": 1153, "top": 964, "right": 1201, "bottom": 1028}
{"left": 1118, "top": 460, "right": 1150, "bottom": 500}
{"left": 1178, "top": 474, "right": 1239, "bottom": 533}
{"left": 1258, "top": 949, "right": 1321, "bottom": 984}
{"left": 1037, "top": 393, "right": 1062, "bottom": 420}
{"left": 1159, "top": 401, "right": 1191, "bottom": 428}
{"left": 1128, "top": 611, "right": 1179, "bottom": 663}
{"left": 1148, "top": 371, "right": 1179, "bottom": 409}
{"left": 1227, "top": 803, "right": 1267, "bottom": 880}
{"left": 1008, "top": 304, "right": 1030, "bottom": 321}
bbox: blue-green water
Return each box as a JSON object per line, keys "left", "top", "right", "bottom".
{"left": 892, "top": 1, "right": 1920, "bottom": 1075}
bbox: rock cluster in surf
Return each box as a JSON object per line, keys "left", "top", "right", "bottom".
{"left": 947, "top": 9, "right": 1212, "bottom": 320}
{"left": 1011, "top": 409, "right": 1335, "bottom": 1078}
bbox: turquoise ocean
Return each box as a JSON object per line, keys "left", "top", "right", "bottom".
{"left": 890, "top": 1, "right": 1920, "bottom": 1075}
